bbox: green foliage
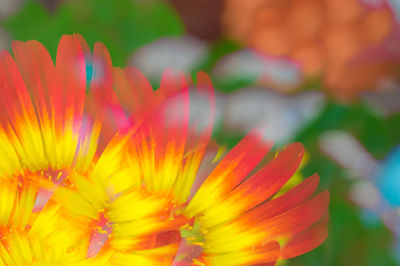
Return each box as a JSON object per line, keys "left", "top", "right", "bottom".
{"left": 3, "top": 0, "right": 183, "bottom": 66}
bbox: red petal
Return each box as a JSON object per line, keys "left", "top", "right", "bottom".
{"left": 55, "top": 34, "right": 86, "bottom": 122}
{"left": 281, "top": 216, "right": 328, "bottom": 259}
{"left": 0, "top": 50, "right": 35, "bottom": 129}
{"left": 186, "top": 129, "right": 272, "bottom": 216}
{"left": 248, "top": 173, "right": 320, "bottom": 222}
{"left": 12, "top": 40, "right": 55, "bottom": 120}
{"left": 198, "top": 145, "right": 308, "bottom": 228}
{"left": 88, "top": 42, "right": 113, "bottom": 109}
{"left": 113, "top": 66, "right": 154, "bottom": 120}
{"left": 258, "top": 191, "right": 330, "bottom": 239}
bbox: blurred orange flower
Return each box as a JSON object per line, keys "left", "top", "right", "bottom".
{"left": 223, "top": 0, "right": 400, "bottom": 100}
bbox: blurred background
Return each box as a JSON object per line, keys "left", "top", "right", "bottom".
{"left": 0, "top": 0, "right": 400, "bottom": 265}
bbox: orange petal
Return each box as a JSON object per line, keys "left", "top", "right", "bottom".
{"left": 0, "top": 50, "right": 35, "bottom": 128}
{"left": 200, "top": 143, "right": 305, "bottom": 228}
{"left": 12, "top": 40, "right": 56, "bottom": 121}
{"left": 281, "top": 213, "right": 328, "bottom": 259}
{"left": 55, "top": 34, "right": 86, "bottom": 122}
{"left": 255, "top": 191, "right": 330, "bottom": 239}
{"left": 248, "top": 173, "right": 320, "bottom": 221}
{"left": 186, "top": 129, "right": 273, "bottom": 216}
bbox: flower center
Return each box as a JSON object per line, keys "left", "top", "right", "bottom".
{"left": 87, "top": 211, "right": 111, "bottom": 257}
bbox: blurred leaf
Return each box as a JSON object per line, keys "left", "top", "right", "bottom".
{"left": 386, "top": 113, "right": 400, "bottom": 146}
{"left": 202, "top": 38, "right": 241, "bottom": 71}
{"left": 297, "top": 101, "right": 393, "bottom": 159}
{"left": 3, "top": 0, "right": 184, "bottom": 66}
{"left": 201, "top": 38, "right": 251, "bottom": 93}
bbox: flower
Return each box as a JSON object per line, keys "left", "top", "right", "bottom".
{"left": 222, "top": 0, "right": 400, "bottom": 100}
{"left": 0, "top": 34, "right": 114, "bottom": 264}
{"left": 0, "top": 34, "right": 329, "bottom": 265}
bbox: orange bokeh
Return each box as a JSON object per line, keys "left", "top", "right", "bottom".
{"left": 223, "top": 0, "right": 400, "bottom": 100}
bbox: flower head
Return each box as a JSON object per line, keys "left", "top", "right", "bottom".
{"left": 0, "top": 34, "right": 329, "bottom": 265}
{"left": 223, "top": 0, "right": 400, "bottom": 100}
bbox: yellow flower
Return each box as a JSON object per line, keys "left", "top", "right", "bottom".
{"left": 0, "top": 34, "right": 329, "bottom": 265}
